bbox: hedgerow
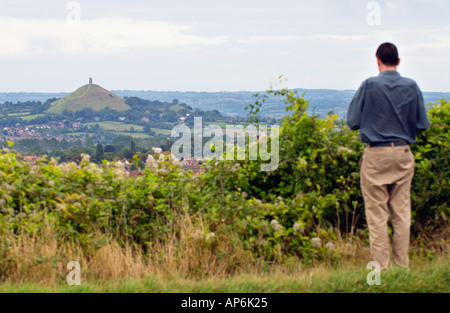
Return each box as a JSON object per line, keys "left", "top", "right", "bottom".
{"left": 0, "top": 91, "right": 448, "bottom": 269}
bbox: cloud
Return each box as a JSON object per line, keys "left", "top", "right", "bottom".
{"left": 315, "top": 34, "right": 370, "bottom": 41}
{"left": 0, "top": 17, "right": 228, "bottom": 57}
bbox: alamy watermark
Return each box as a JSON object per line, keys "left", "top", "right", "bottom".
{"left": 66, "top": 261, "right": 81, "bottom": 286}
{"left": 367, "top": 1, "right": 381, "bottom": 26}
{"left": 170, "top": 117, "right": 279, "bottom": 171}
{"left": 67, "top": 1, "right": 81, "bottom": 25}
{"left": 366, "top": 261, "right": 381, "bottom": 285}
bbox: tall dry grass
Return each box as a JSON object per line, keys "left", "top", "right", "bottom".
{"left": 1, "top": 213, "right": 261, "bottom": 285}
{"left": 1, "top": 213, "right": 447, "bottom": 286}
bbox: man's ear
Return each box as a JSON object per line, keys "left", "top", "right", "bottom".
{"left": 397, "top": 58, "right": 401, "bottom": 66}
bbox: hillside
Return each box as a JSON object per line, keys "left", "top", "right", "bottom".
{"left": 47, "top": 83, "right": 130, "bottom": 114}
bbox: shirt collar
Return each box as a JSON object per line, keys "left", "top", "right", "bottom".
{"left": 379, "top": 70, "right": 400, "bottom": 77}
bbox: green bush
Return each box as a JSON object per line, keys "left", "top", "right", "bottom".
{"left": 206, "top": 90, "right": 449, "bottom": 236}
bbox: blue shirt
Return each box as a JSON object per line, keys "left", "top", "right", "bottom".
{"left": 347, "top": 71, "right": 430, "bottom": 144}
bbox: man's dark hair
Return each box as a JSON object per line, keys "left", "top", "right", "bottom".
{"left": 376, "top": 43, "right": 399, "bottom": 66}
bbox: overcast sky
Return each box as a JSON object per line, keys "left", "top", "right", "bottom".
{"left": 1, "top": 0, "right": 449, "bottom": 92}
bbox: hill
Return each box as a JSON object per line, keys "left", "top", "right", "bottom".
{"left": 47, "top": 83, "right": 130, "bottom": 114}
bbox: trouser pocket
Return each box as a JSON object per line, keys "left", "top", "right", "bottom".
{"left": 359, "top": 150, "right": 365, "bottom": 170}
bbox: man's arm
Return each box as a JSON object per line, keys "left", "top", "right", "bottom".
{"left": 347, "top": 80, "right": 367, "bottom": 130}
{"left": 415, "top": 85, "right": 431, "bottom": 132}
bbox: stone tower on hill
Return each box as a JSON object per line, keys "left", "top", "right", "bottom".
{"left": 89, "top": 77, "right": 93, "bottom": 85}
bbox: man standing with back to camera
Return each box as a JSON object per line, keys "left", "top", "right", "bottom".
{"left": 347, "top": 43, "right": 430, "bottom": 270}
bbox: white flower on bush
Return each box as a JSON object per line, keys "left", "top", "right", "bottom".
{"left": 146, "top": 154, "right": 181, "bottom": 174}
{"left": 168, "top": 153, "right": 181, "bottom": 167}
{"left": 260, "top": 239, "right": 268, "bottom": 248}
{"left": 325, "top": 242, "right": 335, "bottom": 252}
{"left": 86, "top": 162, "right": 103, "bottom": 176}
{"left": 192, "top": 230, "right": 203, "bottom": 241}
{"left": 311, "top": 237, "right": 321, "bottom": 248}
{"left": 345, "top": 243, "right": 355, "bottom": 254}
{"left": 80, "top": 153, "right": 91, "bottom": 164}
{"left": 337, "top": 146, "right": 353, "bottom": 155}
{"left": 145, "top": 155, "right": 158, "bottom": 170}
{"left": 230, "top": 163, "right": 241, "bottom": 173}
{"left": 60, "top": 162, "right": 77, "bottom": 175}
{"left": 0, "top": 198, "right": 6, "bottom": 210}
{"left": 56, "top": 203, "right": 66, "bottom": 211}
{"left": 293, "top": 221, "right": 305, "bottom": 235}
{"left": 275, "top": 196, "right": 285, "bottom": 205}
{"left": 111, "top": 166, "right": 126, "bottom": 182}
{"left": 158, "top": 167, "right": 169, "bottom": 175}
{"left": 270, "top": 219, "right": 283, "bottom": 231}
{"left": 254, "top": 199, "right": 263, "bottom": 205}
{"left": 261, "top": 221, "right": 269, "bottom": 234}
{"left": 3, "top": 184, "right": 14, "bottom": 193}
{"left": 205, "top": 232, "right": 216, "bottom": 244}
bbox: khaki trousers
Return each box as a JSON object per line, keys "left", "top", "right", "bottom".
{"left": 360, "top": 144, "right": 415, "bottom": 270}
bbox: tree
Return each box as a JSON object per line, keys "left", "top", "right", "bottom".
{"left": 104, "top": 145, "right": 116, "bottom": 153}
{"left": 162, "top": 109, "right": 178, "bottom": 122}
{"left": 130, "top": 140, "right": 136, "bottom": 156}
{"left": 95, "top": 143, "right": 104, "bottom": 164}
{"left": 143, "top": 125, "right": 155, "bottom": 136}
{"left": 161, "top": 139, "right": 174, "bottom": 152}
{"left": 85, "top": 136, "right": 94, "bottom": 147}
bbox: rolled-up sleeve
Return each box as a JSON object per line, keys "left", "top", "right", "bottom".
{"left": 415, "top": 85, "right": 431, "bottom": 132}
{"left": 347, "top": 80, "right": 367, "bottom": 130}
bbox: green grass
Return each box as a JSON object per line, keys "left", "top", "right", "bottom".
{"left": 169, "top": 105, "right": 187, "bottom": 112}
{"left": 88, "top": 122, "right": 144, "bottom": 132}
{"left": 152, "top": 128, "right": 172, "bottom": 135}
{"left": 1, "top": 258, "right": 448, "bottom": 293}
{"left": 20, "top": 114, "right": 46, "bottom": 121}
{"left": 7, "top": 112, "right": 30, "bottom": 117}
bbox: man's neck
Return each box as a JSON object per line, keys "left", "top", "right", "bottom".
{"left": 379, "top": 65, "right": 397, "bottom": 72}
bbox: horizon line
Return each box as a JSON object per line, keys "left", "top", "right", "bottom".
{"left": 2, "top": 88, "right": 450, "bottom": 94}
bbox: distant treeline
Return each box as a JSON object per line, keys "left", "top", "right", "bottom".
{"left": 4, "top": 89, "right": 449, "bottom": 118}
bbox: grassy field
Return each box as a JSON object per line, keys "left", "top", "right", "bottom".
{"left": 169, "top": 105, "right": 187, "bottom": 112}
{"left": 88, "top": 121, "right": 144, "bottom": 132}
{"left": 1, "top": 257, "right": 448, "bottom": 293}
{"left": 7, "top": 112, "right": 29, "bottom": 117}
{"left": 20, "top": 114, "right": 47, "bottom": 121}
{"left": 152, "top": 127, "right": 172, "bottom": 135}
